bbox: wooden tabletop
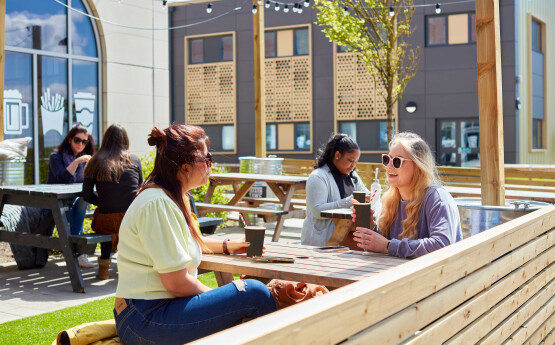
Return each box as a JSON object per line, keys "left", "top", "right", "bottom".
{"left": 199, "top": 242, "right": 408, "bottom": 288}
{"left": 0, "top": 183, "right": 83, "bottom": 199}
{"left": 209, "top": 173, "right": 307, "bottom": 185}
{"left": 320, "top": 208, "right": 352, "bottom": 219}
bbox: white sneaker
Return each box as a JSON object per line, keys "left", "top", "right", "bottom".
{"left": 78, "top": 254, "right": 95, "bottom": 269}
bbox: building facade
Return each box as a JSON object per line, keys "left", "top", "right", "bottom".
{"left": 170, "top": 0, "right": 555, "bottom": 166}
{"left": 2, "top": 0, "right": 170, "bottom": 184}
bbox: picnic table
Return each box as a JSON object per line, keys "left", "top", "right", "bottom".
{"left": 197, "top": 173, "right": 307, "bottom": 241}
{"left": 198, "top": 242, "right": 408, "bottom": 289}
{"left": 444, "top": 185, "right": 555, "bottom": 204}
{"left": 0, "top": 184, "right": 107, "bottom": 293}
{"left": 320, "top": 208, "right": 359, "bottom": 249}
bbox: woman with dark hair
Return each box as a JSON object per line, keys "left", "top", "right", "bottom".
{"left": 301, "top": 133, "right": 369, "bottom": 246}
{"left": 82, "top": 124, "right": 142, "bottom": 279}
{"left": 114, "top": 124, "right": 276, "bottom": 345}
{"left": 352, "top": 132, "right": 462, "bottom": 258}
{"left": 47, "top": 124, "right": 96, "bottom": 268}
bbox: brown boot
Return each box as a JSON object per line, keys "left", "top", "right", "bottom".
{"left": 97, "top": 258, "right": 111, "bottom": 280}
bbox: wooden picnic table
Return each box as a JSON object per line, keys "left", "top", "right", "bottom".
{"left": 198, "top": 242, "right": 408, "bottom": 289}
{"left": 0, "top": 184, "right": 91, "bottom": 293}
{"left": 198, "top": 173, "right": 307, "bottom": 242}
{"left": 319, "top": 208, "right": 358, "bottom": 249}
{"left": 444, "top": 185, "right": 555, "bottom": 204}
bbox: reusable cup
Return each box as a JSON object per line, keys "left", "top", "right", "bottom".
{"left": 354, "top": 203, "right": 372, "bottom": 229}
{"left": 245, "top": 226, "right": 266, "bottom": 257}
{"left": 353, "top": 191, "right": 367, "bottom": 203}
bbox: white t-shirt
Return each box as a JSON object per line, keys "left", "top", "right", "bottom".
{"left": 116, "top": 188, "right": 202, "bottom": 299}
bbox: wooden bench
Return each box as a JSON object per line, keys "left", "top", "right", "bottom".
{"left": 191, "top": 205, "right": 555, "bottom": 344}
{"left": 195, "top": 202, "right": 289, "bottom": 217}
{"left": 241, "top": 197, "right": 306, "bottom": 208}
{"left": 68, "top": 233, "right": 112, "bottom": 256}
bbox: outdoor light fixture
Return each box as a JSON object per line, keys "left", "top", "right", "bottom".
{"left": 206, "top": 3, "right": 212, "bottom": 13}
{"left": 252, "top": 4, "right": 257, "bottom": 13}
{"left": 284, "top": 5, "right": 289, "bottom": 12}
{"left": 343, "top": 6, "right": 349, "bottom": 15}
{"left": 258, "top": 0, "right": 262, "bottom": 4}
{"left": 516, "top": 97, "right": 522, "bottom": 110}
{"left": 389, "top": 6, "right": 394, "bottom": 17}
{"left": 298, "top": 5, "right": 303, "bottom": 13}
{"left": 435, "top": 3, "right": 441, "bottom": 14}
{"left": 275, "top": 2, "right": 280, "bottom": 11}
{"left": 405, "top": 101, "right": 417, "bottom": 113}
{"left": 162, "top": 0, "right": 167, "bottom": 9}
{"left": 265, "top": 0, "right": 270, "bottom": 8}
{"left": 293, "top": 3, "right": 298, "bottom": 12}
{"left": 304, "top": 0, "right": 310, "bottom": 7}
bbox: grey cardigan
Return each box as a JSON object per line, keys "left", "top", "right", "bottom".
{"left": 301, "top": 165, "right": 369, "bottom": 246}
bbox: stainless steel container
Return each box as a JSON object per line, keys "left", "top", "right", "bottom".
{"left": 0, "top": 159, "right": 25, "bottom": 186}
{"left": 239, "top": 156, "right": 283, "bottom": 199}
{"left": 455, "top": 197, "right": 551, "bottom": 238}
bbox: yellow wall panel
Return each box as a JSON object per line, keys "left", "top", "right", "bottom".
{"left": 448, "top": 14, "right": 469, "bottom": 44}
{"left": 278, "top": 123, "right": 295, "bottom": 150}
{"left": 277, "top": 30, "right": 294, "bottom": 57}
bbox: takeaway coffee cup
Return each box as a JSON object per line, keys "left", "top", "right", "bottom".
{"left": 354, "top": 203, "right": 372, "bottom": 229}
{"left": 245, "top": 226, "right": 265, "bottom": 257}
{"left": 353, "top": 191, "right": 367, "bottom": 203}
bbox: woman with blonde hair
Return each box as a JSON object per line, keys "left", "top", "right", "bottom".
{"left": 352, "top": 132, "right": 462, "bottom": 258}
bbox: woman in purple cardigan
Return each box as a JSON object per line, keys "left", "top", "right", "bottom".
{"left": 352, "top": 132, "right": 462, "bottom": 258}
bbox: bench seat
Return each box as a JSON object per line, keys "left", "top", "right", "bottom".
{"left": 195, "top": 202, "right": 289, "bottom": 216}
{"left": 198, "top": 216, "right": 223, "bottom": 235}
{"left": 241, "top": 197, "right": 306, "bottom": 207}
{"left": 68, "top": 233, "right": 112, "bottom": 255}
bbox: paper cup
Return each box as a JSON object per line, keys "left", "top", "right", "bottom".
{"left": 245, "top": 226, "right": 266, "bottom": 257}
{"left": 353, "top": 191, "right": 367, "bottom": 203}
{"left": 354, "top": 203, "right": 372, "bottom": 229}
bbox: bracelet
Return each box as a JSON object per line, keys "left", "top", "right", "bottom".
{"left": 222, "top": 239, "right": 231, "bottom": 255}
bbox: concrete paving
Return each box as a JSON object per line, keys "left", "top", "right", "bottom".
{"left": 0, "top": 218, "right": 303, "bottom": 324}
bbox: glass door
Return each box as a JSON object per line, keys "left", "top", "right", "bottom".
{"left": 437, "top": 119, "right": 480, "bottom": 167}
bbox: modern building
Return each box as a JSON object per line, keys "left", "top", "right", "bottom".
{"left": 169, "top": 0, "right": 555, "bottom": 166}
{"left": 2, "top": 0, "right": 170, "bottom": 184}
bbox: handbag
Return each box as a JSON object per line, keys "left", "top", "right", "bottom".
{"left": 266, "top": 279, "right": 329, "bottom": 309}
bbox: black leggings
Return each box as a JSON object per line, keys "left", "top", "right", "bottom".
{"left": 100, "top": 241, "right": 112, "bottom": 259}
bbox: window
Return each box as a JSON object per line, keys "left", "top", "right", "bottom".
{"left": 436, "top": 119, "right": 480, "bottom": 167}
{"left": 339, "top": 121, "right": 390, "bottom": 151}
{"left": 265, "top": 28, "right": 309, "bottom": 57}
{"left": 188, "top": 35, "right": 233, "bottom": 64}
{"left": 426, "top": 12, "right": 476, "bottom": 46}
{"left": 203, "top": 125, "right": 235, "bottom": 152}
{"left": 266, "top": 123, "right": 310, "bottom": 152}
{"left": 4, "top": 0, "right": 101, "bottom": 183}
{"left": 531, "top": 18, "right": 545, "bottom": 149}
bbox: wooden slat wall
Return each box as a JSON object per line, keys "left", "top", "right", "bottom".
{"left": 191, "top": 206, "right": 555, "bottom": 345}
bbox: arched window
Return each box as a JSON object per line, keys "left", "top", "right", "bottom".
{"left": 4, "top": 0, "right": 101, "bottom": 183}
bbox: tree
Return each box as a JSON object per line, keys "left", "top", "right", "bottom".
{"left": 314, "top": 0, "right": 420, "bottom": 142}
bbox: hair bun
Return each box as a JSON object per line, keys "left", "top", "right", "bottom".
{"left": 147, "top": 126, "right": 167, "bottom": 148}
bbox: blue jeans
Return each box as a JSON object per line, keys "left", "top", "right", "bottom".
{"left": 67, "top": 197, "right": 87, "bottom": 236}
{"left": 114, "top": 279, "right": 277, "bottom": 345}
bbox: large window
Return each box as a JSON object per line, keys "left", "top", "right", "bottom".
{"left": 266, "top": 123, "right": 311, "bottom": 152}
{"left": 437, "top": 119, "right": 480, "bottom": 167}
{"left": 265, "top": 28, "right": 309, "bottom": 58}
{"left": 426, "top": 12, "right": 476, "bottom": 46}
{"left": 188, "top": 35, "right": 233, "bottom": 64}
{"left": 531, "top": 18, "right": 545, "bottom": 150}
{"left": 4, "top": 0, "right": 101, "bottom": 184}
{"left": 339, "top": 121, "right": 390, "bottom": 151}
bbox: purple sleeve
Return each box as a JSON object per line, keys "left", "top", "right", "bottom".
{"left": 49, "top": 152, "right": 74, "bottom": 183}
{"left": 387, "top": 190, "right": 461, "bottom": 258}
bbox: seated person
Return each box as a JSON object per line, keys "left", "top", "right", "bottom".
{"left": 352, "top": 132, "right": 462, "bottom": 258}
{"left": 301, "top": 133, "right": 369, "bottom": 246}
{"left": 114, "top": 124, "right": 276, "bottom": 345}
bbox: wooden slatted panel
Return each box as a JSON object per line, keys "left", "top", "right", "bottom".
{"left": 190, "top": 206, "right": 555, "bottom": 345}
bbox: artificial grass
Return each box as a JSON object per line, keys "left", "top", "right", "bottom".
{"left": 0, "top": 272, "right": 225, "bottom": 345}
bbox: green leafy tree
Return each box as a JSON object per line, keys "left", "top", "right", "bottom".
{"left": 314, "top": 0, "right": 420, "bottom": 141}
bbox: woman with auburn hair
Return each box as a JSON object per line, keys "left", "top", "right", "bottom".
{"left": 113, "top": 124, "right": 276, "bottom": 345}
{"left": 82, "top": 124, "right": 143, "bottom": 280}
{"left": 47, "top": 123, "right": 96, "bottom": 268}
{"left": 352, "top": 132, "right": 462, "bottom": 258}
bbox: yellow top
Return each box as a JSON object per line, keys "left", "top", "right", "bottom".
{"left": 115, "top": 188, "right": 202, "bottom": 300}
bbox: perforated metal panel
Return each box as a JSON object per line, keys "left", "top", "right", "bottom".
{"left": 265, "top": 55, "right": 312, "bottom": 123}
{"left": 335, "top": 52, "right": 392, "bottom": 121}
{"left": 185, "top": 61, "right": 235, "bottom": 125}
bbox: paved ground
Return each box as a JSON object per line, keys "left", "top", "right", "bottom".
{"left": 0, "top": 218, "right": 303, "bottom": 324}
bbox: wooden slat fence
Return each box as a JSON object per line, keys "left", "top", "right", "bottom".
{"left": 191, "top": 205, "right": 555, "bottom": 345}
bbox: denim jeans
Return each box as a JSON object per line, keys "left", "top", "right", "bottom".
{"left": 67, "top": 197, "right": 87, "bottom": 236}
{"left": 114, "top": 279, "right": 277, "bottom": 345}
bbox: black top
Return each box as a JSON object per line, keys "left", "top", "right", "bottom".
{"left": 82, "top": 155, "right": 143, "bottom": 214}
{"left": 47, "top": 150, "right": 86, "bottom": 184}
{"left": 327, "top": 163, "right": 355, "bottom": 199}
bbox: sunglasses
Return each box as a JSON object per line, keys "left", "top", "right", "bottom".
{"left": 197, "top": 152, "right": 213, "bottom": 168}
{"left": 72, "top": 137, "right": 89, "bottom": 145}
{"left": 382, "top": 154, "right": 411, "bottom": 169}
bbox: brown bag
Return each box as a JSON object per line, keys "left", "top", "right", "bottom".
{"left": 267, "top": 279, "right": 329, "bottom": 309}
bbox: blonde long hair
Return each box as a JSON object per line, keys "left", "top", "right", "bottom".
{"left": 377, "top": 132, "right": 442, "bottom": 240}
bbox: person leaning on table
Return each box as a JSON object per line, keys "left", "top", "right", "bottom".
{"left": 301, "top": 133, "right": 369, "bottom": 246}
{"left": 113, "top": 124, "right": 276, "bottom": 345}
{"left": 352, "top": 132, "right": 462, "bottom": 259}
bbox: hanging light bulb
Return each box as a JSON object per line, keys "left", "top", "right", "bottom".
{"left": 293, "top": 3, "right": 298, "bottom": 12}
{"left": 162, "top": 0, "right": 167, "bottom": 9}
{"left": 435, "top": 3, "right": 441, "bottom": 14}
{"left": 265, "top": 0, "right": 270, "bottom": 8}
{"left": 252, "top": 4, "right": 258, "bottom": 13}
{"left": 258, "top": 0, "right": 262, "bottom": 4}
{"left": 275, "top": 2, "right": 280, "bottom": 11}
{"left": 298, "top": 5, "right": 303, "bottom": 13}
{"left": 343, "top": 6, "right": 348, "bottom": 15}
{"left": 388, "top": 6, "right": 394, "bottom": 17}
{"left": 206, "top": 3, "right": 213, "bottom": 13}
{"left": 304, "top": 0, "right": 310, "bottom": 7}
{"left": 284, "top": 4, "right": 289, "bottom": 12}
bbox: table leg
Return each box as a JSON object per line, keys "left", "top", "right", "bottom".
{"left": 51, "top": 199, "right": 86, "bottom": 293}
{"left": 214, "top": 271, "right": 234, "bottom": 287}
{"left": 326, "top": 219, "right": 354, "bottom": 247}
{"left": 269, "top": 184, "right": 296, "bottom": 242}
